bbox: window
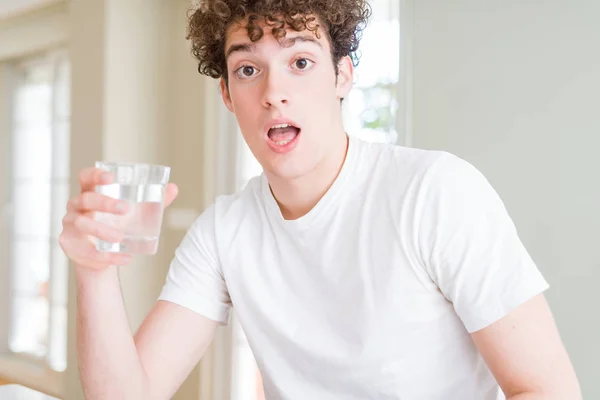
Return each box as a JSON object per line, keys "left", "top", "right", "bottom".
{"left": 4, "top": 51, "right": 70, "bottom": 373}
{"left": 342, "top": 0, "right": 401, "bottom": 144}
{"left": 229, "top": 1, "right": 400, "bottom": 398}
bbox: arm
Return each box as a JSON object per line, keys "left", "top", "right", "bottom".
{"left": 62, "top": 168, "right": 223, "bottom": 399}
{"left": 471, "top": 294, "right": 581, "bottom": 399}
{"left": 76, "top": 266, "right": 218, "bottom": 400}
{"left": 413, "top": 154, "right": 579, "bottom": 398}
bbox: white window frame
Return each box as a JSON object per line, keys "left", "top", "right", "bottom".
{"left": 0, "top": 49, "right": 69, "bottom": 399}
{"left": 0, "top": 3, "right": 69, "bottom": 397}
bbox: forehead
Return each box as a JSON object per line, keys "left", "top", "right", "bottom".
{"left": 225, "top": 15, "right": 330, "bottom": 51}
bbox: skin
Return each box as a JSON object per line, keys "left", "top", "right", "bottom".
{"left": 220, "top": 19, "right": 353, "bottom": 219}
{"left": 471, "top": 294, "right": 581, "bottom": 399}
{"left": 59, "top": 16, "right": 581, "bottom": 400}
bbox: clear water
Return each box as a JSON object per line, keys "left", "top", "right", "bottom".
{"left": 95, "top": 183, "right": 166, "bottom": 255}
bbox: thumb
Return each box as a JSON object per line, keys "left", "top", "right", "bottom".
{"left": 164, "top": 183, "right": 179, "bottom": 207}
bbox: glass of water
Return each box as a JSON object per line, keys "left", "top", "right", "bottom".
{"left": 94, "top": 162, "right": 170, "bottom": 255}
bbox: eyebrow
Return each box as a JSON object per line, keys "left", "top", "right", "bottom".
{"left": 225, "top": 35, "right": 323, "bottom": 60}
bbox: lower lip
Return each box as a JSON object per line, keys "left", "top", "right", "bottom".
{"left": 266, "top": 130, "right": 301, "bottom": 154}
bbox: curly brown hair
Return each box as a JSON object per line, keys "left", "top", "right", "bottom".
{"left": 187, "top": 0, "right": 372, "bottom": 84}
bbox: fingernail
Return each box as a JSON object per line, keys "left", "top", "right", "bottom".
{"left": 101, "top": 172, "right": 112, "bottom": 181}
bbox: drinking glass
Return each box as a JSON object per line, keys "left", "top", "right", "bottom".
{"left": 94, "top": 162, "right": 170, "bottom": 255}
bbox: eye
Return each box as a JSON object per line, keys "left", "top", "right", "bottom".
{"left": 292, "top": 58, "right": 314, "bottom": 71}
{"left": 235, "top": 65, "right": 258, "bottom": 79}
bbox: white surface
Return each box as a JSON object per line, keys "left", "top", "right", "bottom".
{"left": 0, "top": 384, "right": 58, "bottom": 400}
{"left": 411, "top": 1, "right": 600, "bottom": 397}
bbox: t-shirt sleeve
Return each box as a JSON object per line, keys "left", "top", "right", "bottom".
{"left": 417, "top": 153, "right": 549, "bottom": 333}
{"left": 158, "top": 204, "right": 232, "bottom": 325}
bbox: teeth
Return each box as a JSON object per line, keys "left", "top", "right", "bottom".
{"left": 268, "top": 123, "right": 298, "bottom": 146}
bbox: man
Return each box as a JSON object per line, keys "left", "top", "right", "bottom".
{"left": 59, "top": 0, "right": 581, "bottom": 399}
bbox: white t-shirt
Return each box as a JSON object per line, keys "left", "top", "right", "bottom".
{"left": 158, "top": 135, "right": 549, "bottom": 399}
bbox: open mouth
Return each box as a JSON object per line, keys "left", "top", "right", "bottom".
{"left": 267, "top": 123, "right": 301, "bottom": 146}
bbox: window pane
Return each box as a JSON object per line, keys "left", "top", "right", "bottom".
{"left": 8, "top": 295, "right": 49, "bottom": 357}
{"left": 353, "top": 20, "right": 399, "bottom": 87}
{"left": 8, "top": 53, "right": 70, "bottom": 370}
{"left": 12, "top": 62, "right": 54, "bottom": 182}
{"left": 12, "top": 239, "right": 50, "bottom": 296}
{"left": 47, "top": 305, "right": 67, "bottom": 372}
{"left": 343, "top": 0, "right": 399, "bottom": 144}
{"left": 13, "top": 182, "right": 52, "bottom": 236}
{"left": 12, "top": 124, "right": 52, "bottom": 180}
{"left": 13, "top": 82, "right": 52, "bottom": 125}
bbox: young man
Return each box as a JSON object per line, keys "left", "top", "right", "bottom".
{"left": 60, "top": 0, "right": 581, "bottom": 399}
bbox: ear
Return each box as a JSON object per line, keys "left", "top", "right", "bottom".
{"left": 220, "top": 77, "right": 235, "bottom": 113}
{"left": 335, "top": 56, "right": 354, "bottom": 100}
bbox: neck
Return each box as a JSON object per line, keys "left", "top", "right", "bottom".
{"left": 266, "top": 133, "right": 349, "bottom": 220}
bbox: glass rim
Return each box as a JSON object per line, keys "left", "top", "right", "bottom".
{"left": 95, "top": 161, "right": 170, "bottom": 171}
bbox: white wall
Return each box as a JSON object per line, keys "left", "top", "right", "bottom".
{"left": 0, "top": 0, "right": 58, "bottom": 18}
{"left": 411, "top": 1, "right": 600, "bottom": 397}
{"left": 0, "top": 0, "right": 67, "bottom": 60}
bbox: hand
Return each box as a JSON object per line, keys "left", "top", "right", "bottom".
{"left": 58, "top": 167, "right": 179, "bottom": 271}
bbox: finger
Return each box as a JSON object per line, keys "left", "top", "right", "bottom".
{"left": 78, "top": 167, "right": 114, "bottom": 192}
{"left": 67, "top": 192, "right": 130, "bottom": 214}
{"left": 60, "top": 231, "right": 134, "bottom": 269}
{"left": 164, "top": 183, "right": 179, "bottom": 208}
{"left": 63, "top": 213, "right": 126, "bottom": 243}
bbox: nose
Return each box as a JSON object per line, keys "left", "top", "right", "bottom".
{"left": 261, "top": 69, "right": 290, "bottom": 108}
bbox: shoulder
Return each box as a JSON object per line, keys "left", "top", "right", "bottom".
{"left": 362, "top": 138, "right": 488, "bottom": 188}
{"left": 350, "top": 136, "right": 459, "bottom": 189}
{"left": 349, "top": 137, "right": 499, "bottom": 216}
{"left": 418, "top": 150, "right": 498, "bottom": 202}
{"left": 352, "top": 136, "right": 445, "bottom": 173}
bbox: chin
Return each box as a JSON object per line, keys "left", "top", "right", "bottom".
{"left": 266, "top": 156, "right": 320, "bottom": 181}
{"left": 257, "top": 133, "right": 322, "bottom": 180}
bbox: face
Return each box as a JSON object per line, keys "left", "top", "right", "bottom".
{"left": 220, "top": 17, "right": 354, "bottom": 181}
